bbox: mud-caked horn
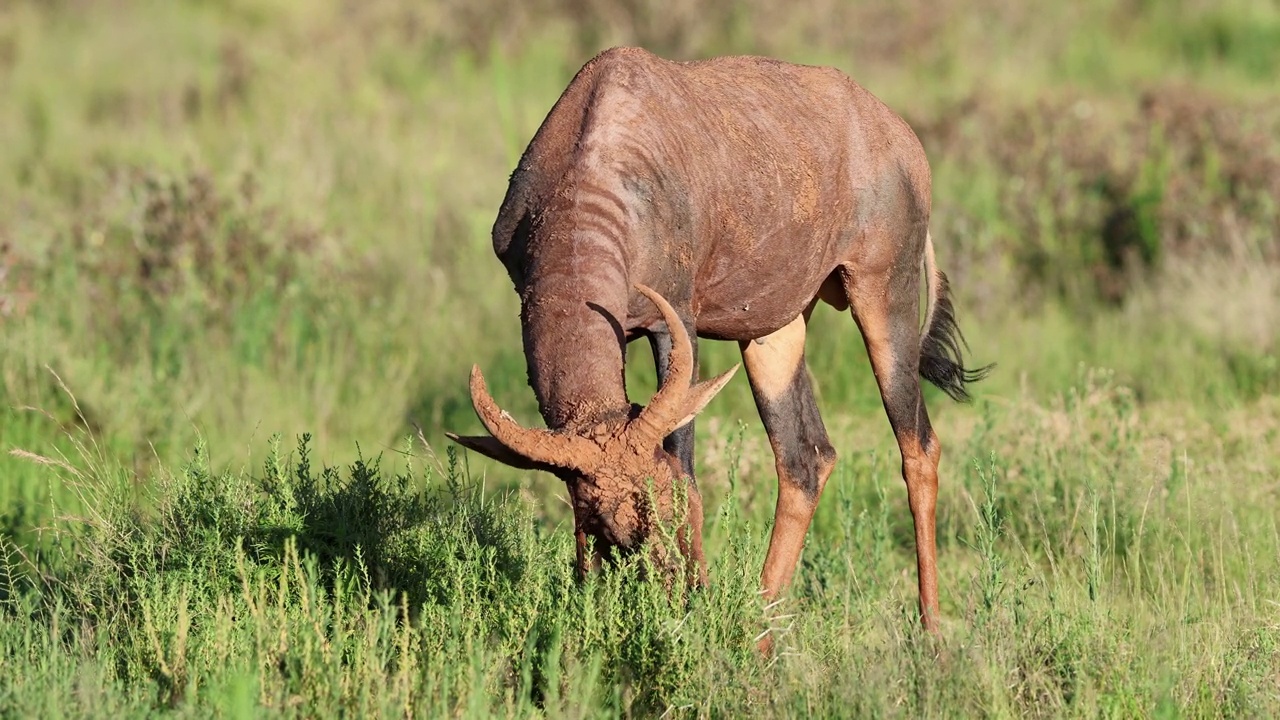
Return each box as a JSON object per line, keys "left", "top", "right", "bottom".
{"left": 630, "top": 285, "right": 739, "bottom": 446}
{"left": 461, "top": 365, "right": 603, "bottom": 470}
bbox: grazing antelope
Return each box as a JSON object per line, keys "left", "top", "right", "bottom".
{"left": 447, "top": 47, "right": 991, "bottom": 634}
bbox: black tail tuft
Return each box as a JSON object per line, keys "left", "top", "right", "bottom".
{"left": 919, "top": 271, "right": 994, "bottom": 403}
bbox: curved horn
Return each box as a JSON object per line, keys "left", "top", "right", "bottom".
{"left": 631, "top": 284, "right": 695, "bottom": 443}
{"left": 465, "top": 365, "right": 600, "bottom": 470}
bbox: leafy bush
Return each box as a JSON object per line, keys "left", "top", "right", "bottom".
{"left": 3, "top": 432, "right": 767, "bottom": 715}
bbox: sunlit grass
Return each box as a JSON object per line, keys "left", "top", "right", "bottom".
{"left": 1, "top": 0, "right": 1279, "bottom": 715}
{"left": 3, "top": 372, "right": 1278, "bottom": 716}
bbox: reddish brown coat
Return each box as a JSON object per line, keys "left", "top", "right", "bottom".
{"left": 451, "top": 47, "right": 990, "bottom": 641}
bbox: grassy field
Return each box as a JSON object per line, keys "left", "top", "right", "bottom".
{"left": 2, "top": 0, "right": 1279, "bottom": 716}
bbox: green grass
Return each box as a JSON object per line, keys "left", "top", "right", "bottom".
{"left": 2, "top": 0, "right": 1279, "bottom": 716}
{"left": 4, "top": 380, "right": 1278, "bottom": 716}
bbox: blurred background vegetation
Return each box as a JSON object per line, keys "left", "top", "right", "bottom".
{"left": 3, "top": 0, "right": 1279, "bottom": 527}
{"left": 0, "top": 0, "right": 1274, "bottom": 538}
{"left": 2, "top": 0, "right": 1278, "bottom": 531}
{"left": 1, "top": 1, "right": 1278, "bottom": 715}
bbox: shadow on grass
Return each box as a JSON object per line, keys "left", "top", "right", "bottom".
{"left": 1, "top": 427, "right": 560, "bottom": 632}
{"left": 275, "top": 435, "right": 545, "bottom": 611}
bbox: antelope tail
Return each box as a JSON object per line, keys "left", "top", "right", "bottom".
{"left": 918, "top": 232, "right": 993, "bottom": 402}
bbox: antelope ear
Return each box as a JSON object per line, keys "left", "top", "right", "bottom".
{"left": 445, "top": 433, "right": 558, "bottom": 473}
{"left": 671, "top": 364, "right": 740, "bottom": 431}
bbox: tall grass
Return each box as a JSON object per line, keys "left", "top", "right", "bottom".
{"left": 3, "top": 372, "right": 1278, "bottom": 716}
{"left": 1, "top": 0, "right": 1279, "bottom": 715}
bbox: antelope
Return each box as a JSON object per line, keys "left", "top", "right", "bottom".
{"left": 447, "top": 47, "right": 991, "bottom": 635}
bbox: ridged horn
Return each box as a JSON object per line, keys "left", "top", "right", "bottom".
{"left": 630, "top": 284, "right": 695, "bottom": 444}
{"left": 465, "top": 364, "right": 600, "bottom": 470}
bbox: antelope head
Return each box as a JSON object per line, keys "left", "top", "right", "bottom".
{"left": 447, "top": 286, "right": 737, "bottom": 583}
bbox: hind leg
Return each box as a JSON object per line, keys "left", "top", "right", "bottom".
{"left": 843, "top": 263, "right": 944, "bottom": 631}
{"left": 740, "top": 314, "right": 838, "bottom": 601}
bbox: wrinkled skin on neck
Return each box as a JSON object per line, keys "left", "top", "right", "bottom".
{"left": 517, "top": 284, "right": 707, "bottom": 581}
{"left": 447, "top": 284, "right": 734, "bottom": 588}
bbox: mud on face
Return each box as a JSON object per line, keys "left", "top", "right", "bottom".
{"left": 447, "top": 284, "right": 732, "bottom": 587}
{"left": 564, "top": 440, "right": 707, "bottom": 584}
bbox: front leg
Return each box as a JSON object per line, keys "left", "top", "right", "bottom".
{"left": 740, "top": 315, "right": 838, "bottom": 601}
{"left": 574, "top": 524, "right": 603, "bottom": 581}
{"left": 648, "top": 316, "right": 707, "bottom": 586}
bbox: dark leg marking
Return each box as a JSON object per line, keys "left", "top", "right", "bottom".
{"left": 751, "top": 362, "right": 837, "bottom": 501}
{"left": 740, "top": 315, "right": 838, "bottom": 602}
